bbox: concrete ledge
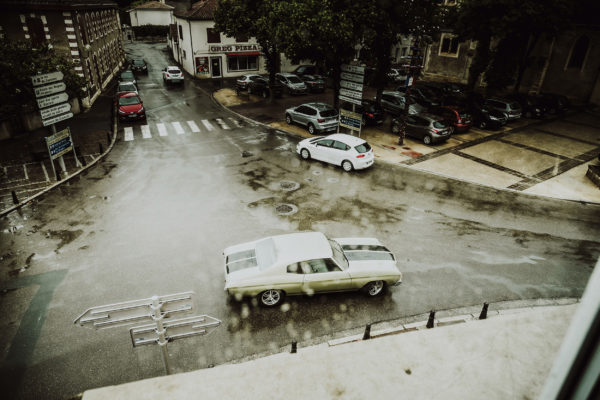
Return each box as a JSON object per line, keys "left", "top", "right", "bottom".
{"left": 586, "top": 164, "right": 600, "bottom": 188}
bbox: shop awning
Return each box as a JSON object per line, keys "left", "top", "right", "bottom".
{"left": 226, "top": 52, "right": 261, "bottom": 56}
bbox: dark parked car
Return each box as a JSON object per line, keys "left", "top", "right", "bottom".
{"left": 340, "top": 100, "right": 385, "bottom": 126}
{"left": 378, "top": 91, "right": 425, "bottom": 115}
{"left": 391, "top": 113, "right": 453, "bottom": 145}
{"left": 484, "top": 98, "right": 522, "bottom": 121}
{"left": 396, "top": 84, "right": 441, "bottom": 108}
{"left": 505, "top": 93, "right": 546, "bottom": 119}
{"left": 300, "top": 74, "right": 326, "bottom": 93}
{"left": 119, "top": 69, "right": 136, "bottom": 85}
{"left": 537, "top": 92, "right": 570, "bottom": 115}
{"left": 247, "top": 76, "right": 283, "bottom": 98}
{"left": 469, "top": 104, "right": 508, "bottom": 129}
{"left": 130, "top": 59, "right": 147, "bottom": 73}
{"left": 429, "top": 105, "right": 472, "bottom": 133}
{"left": 291, "top": 65, "right": 320, "bottom": 77}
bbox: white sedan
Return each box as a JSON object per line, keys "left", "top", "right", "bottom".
{"left": 224, "top": 232, "right": 402, "bottom": 307}
{"left": 162, "top": 66, "right": 184, "bottom": 84}
{"left": 296, "top": 133, "right": 374, "bottom": 172}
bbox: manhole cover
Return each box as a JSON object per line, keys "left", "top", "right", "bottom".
{"left": 327, "top": 177, "right": 339, "bottom": 183}
{"left": 280, "top": 180, "right": 300, "bottom": 191}
{"left": 275, "top": 203, "right": 298, "bottom": 216}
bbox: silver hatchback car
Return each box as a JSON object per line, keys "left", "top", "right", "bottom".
{"left": 285, "top": 102, "right": 338, "bottom": 134}
{"left": 276, "top": 72, "right": 308, "bottom": 95}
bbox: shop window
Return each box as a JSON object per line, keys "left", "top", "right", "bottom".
{"left": 567, "top": 36, "right": 589, "bottom": 70}
{"left": 439, "top": 33, "right": 459, "bottom": 57}
{"left": 207, "top": 28, "right": 220, "bottom": 43}
{"left": 227, "top": 55, "right": 258, "bottom": 72}
{"left": 26, "top": 17, "right": 45, "bottom": 47}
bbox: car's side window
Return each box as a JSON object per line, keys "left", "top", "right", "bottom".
{"left": 306, "top": 259, "right": 341, "bottom": 273}
{"left": 306, "top": 108, "right": 317, "bottom": 116}
{"left": 332, "top": 141, "right": 349, "bottom": 151}
{"left": 316, "top": 139, "right": 333, "bottom": 147}
{"left": 296, "top": 106, "right": 311, "bottom": 114}
{"left": 406, "top": 116, "right": 417, "bottom": 124}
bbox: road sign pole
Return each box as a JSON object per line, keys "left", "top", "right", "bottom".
{"left": 152, "top": 296, "right": 171, "bottom": 375}
{"left": 45, "top": 136, "right": 58, "bottom": 182}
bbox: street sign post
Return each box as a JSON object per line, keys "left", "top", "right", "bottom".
{"left": 31, "top": 71, "right": 64, "bottom": 87}
{"left": 34, "top": 82, "right": 67, "bottom": 98}
{"left": 339, "top": 109, "right": 362, "bottom": 131}
{"left": 74, "top": 292, "right": 221, "bottom": 376}
{"left": 339, "top": 64, "right": 366, "bottom": 136}
{"left": 40, "top": 102, "right": 71, "bottom": 121}
{"left": 37, "top": 92, "right": 69, "bottom": 109}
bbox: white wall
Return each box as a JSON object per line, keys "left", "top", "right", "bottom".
{"left": 130, "top": 10, "right": 172, "bottom": 26}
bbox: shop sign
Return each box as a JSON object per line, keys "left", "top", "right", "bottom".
{"left": 209, "top": 44, "right": 260, "bottom": 53}
{"left": 195, "top": 57, "right": 210, "bottom": 75}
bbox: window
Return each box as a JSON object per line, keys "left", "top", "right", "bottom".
{"left": 78, "top": 14, "right": 88, "bottom": 44}
{"left": 207, "top": 28, "right": 220, "bottom": 43}
{"left": 332, "top": 141, "right": 349, "bottom": 151}
{"left": 305, "top": 259, "right": 341, "bottom": 273}
{"left": 26, "top": 17, "right": 45, "bottom": 47}
{"left": 567, "top": 36, "right": 589, "bottom": 70}
{"left": 178, "top": 25, "right": 183, "bottom": 40}
{"left": 227, "top": 55, "right": 258, "bottom": 71}
{"left": 316, "top": 139, "right": 333, "bottom": 147}
{"left": 439, "top": 33, "right": 459, "bottom": 57}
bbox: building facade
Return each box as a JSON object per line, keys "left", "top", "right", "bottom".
{"left": 170, "top": 0, "right": 267, "bottom": 79}
{"left": 129, "top": 0, "right": 174, "bottom": 27}
{"left": 0, "top": 0, "right": 125, "bottom": 110}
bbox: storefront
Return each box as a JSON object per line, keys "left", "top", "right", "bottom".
{"left": 194, "top": 44, "right": 263, "bottom": 79}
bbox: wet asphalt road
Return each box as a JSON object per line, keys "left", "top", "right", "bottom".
{"left": 1, "top": 43, "right": 600, "bottom": 399}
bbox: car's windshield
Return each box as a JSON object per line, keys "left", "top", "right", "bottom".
{"left": 133, "top": 60, "right": 144, "bottom": 66}
{"left": 433, "top": 120, "right": 447, "bottom": 129}
{"left": 329, "top": 239, "right": 348, "bottom": 270}
{"left": 119, "top": 96, "right": 140, "bottom": 106}
{"left": 121, "top": 72, "right": 134, "bottom": 79}
{"left": 119, "top": 84, "right": 136, "bottom": 92}
{"left": 168, "top": 69, "right": 181, "bottom": 74}
{"left": 288, "top": 76, "right": 302, "bottom": 84}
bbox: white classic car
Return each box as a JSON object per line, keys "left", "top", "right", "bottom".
{"left": 224, "top": 232, "right": 402, "bottom": 306}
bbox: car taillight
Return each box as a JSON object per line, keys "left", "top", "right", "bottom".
{"left": 356, "top": 154, "right": 365, "bottom": 158}
{"left": 317, "top": 118, "right": 325, "bottom": 123}
{"left": 366, "top": 113, "right": 374, "bottom": 118}
{"left": 166, "top": 73, "right": 170, "bottom": 77}
{"left": 432, "top": 129, "right": 439, "bottom": 133}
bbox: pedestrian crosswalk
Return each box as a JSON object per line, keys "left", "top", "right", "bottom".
{"left": 121, "top": 117, "right": 245, "bottom": 141}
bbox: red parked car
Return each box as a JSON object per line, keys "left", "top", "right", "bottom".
{"left": 429, "top": 105, "right": 472, "bottom": 133}
{"left": 116, "top": 92, "right": 145, "bottom": 121}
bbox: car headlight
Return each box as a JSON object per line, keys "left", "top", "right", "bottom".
{"left": 118, "top": 109, "right": 126, "bottom": 114}
{"left": 489, "top": 116, "right": 498, "bottom": 120}
{"left": 138, "top": 107, "right": 145, "bottom": 113}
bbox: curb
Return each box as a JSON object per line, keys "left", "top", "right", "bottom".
{"left": 0, "top": 110, "right": 118, "bottom": 218}
{"left": 210, "top": 89, "right": 600, "bottom": 206}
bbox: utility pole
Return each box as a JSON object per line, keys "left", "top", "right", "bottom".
{"left": 398, "top": 35, "right": 423, "bottom": 145}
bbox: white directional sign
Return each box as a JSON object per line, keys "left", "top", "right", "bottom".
{"left": 340, "top": 80, "right": 363, "bottom": 92}
{"left": 339, "top": 94, "right": 362, "bottom": 106}
{"left": 37, "top": 92, "right": 69, "bottom": 109}
{"left": 40, "top": 102, "right": 71, "bottom": 120}
{"left": 34, "top": 82, "right": 67, "bottom": 98}
{"left": 340, "top": 72, "right": 364, "bottom": 84}
{"left": 340, "top": 88, "right": 362, "bottom": 100}
{"left": 31, "top": 71, "right": 64, "bottom": 87}
{"left": 130, "top": 315, "right": 222, "bottom": 347}
{"left": 341, "top": 64, "right": 365, "bottom": 74}
{"left": 42, "top": 112, "right": 74, "bottom": 127}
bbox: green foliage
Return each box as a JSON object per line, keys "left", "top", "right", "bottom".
{"left": 455, "top": 0, "right": 574, "bottom": 92}
{"left": 132, "top": 25, "right": 169, "bottom": 37}
{"left": 0, "top": 39, "right": 86, "bottom": 120}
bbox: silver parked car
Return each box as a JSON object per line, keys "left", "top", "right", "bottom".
{"left": 378, "top": 91, "right": 425, "bottom": 115}
{"left": 484, "top": 98, "right": 522, "bottom": 121}
{"left": 285, "top": 102, "right": 338, "bottom": 134}
{"left": 391, "top": 113, "right": 453, "bottom": 145}
{"left": 276, "top": 72, "right": 308, "bottom": 95}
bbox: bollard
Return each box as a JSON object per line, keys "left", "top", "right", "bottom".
{"left": 363, "top": 323, "right": 371, "bottom": 340}
{"left": 290, "top": 341, "right": 297, "bottom": 354}
{"left": 99, "top": 142, "right": 104, "bottom": 154}
{"left": 479, "top": 303, "right": 489, "bottom": 320}
{"left": 426, "top": 310, "right": 435, "bottom": 329}
{"left": 106, "top": 131, "right": 111, "bottom": 145}
{"left": 11, "top": 190, "right": 19, "bottom": 205}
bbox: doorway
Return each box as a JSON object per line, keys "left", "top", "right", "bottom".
{"left": 211, "top": 57, "right": 222, "bottom": 78}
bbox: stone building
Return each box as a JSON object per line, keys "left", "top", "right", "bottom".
{"left": 0, "top": 0, "right": 125, "bottom": 110}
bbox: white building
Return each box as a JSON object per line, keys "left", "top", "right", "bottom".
{"left": 129, "top": 0, "right": 174, "bottom": 27}
{"left": 170, "top": 0, "right": 267, "bottom": 79}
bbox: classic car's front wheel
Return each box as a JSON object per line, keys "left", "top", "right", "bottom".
{"left": 259, "top": 289, "right": 284, "bottom": 307}
{"left": 364, "top": 281, "right": 385, "bottom": 297}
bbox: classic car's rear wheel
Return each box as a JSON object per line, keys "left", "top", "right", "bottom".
{"left": 364, "top": 281, "right": 385, "bottom": 297}
{"left": 260, "top": 289, "right": 284, "bottom": 307}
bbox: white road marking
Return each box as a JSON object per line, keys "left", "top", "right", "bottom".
{"left": 141, "top": 125, "right": 151, "bottom": 139}
{"left": 201, "top": 119, "right": 214, "bottom": 131}
{"left": 124, "top": 127, "right": 134, "bottom": 141}
{"left": 23, "top": 164, "right": 28, "bottom": 180}
{"left": 215, "top": 118, "right": 231, "bottom": 130}
{"left": 172, "top": 121, "right": 185, "bottom": 135}
{"left": 187, "top": 120, "right": 200, "bottom": 133}
{"left": 156, "top": 123, "right": 168, "bottom": 136}
{"left": 229, "top": 117, "right": 243, "bottom": 128}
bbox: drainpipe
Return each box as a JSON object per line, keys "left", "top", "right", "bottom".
{"left": 188, "top": 21, "right": 194, "bottom": 76}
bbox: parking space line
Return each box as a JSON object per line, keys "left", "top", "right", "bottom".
{"left": 156, "top": 123, "right": 168, "bottom": 136}
{"left": 124, "top": 127, "right": 134, "bottom": 141}
{"left": 201, "top": 119, "right": 214, "bottom": 131}
{"left": 187, "top": 120, "right": 200, "bottom": 133}
{"left": 215, "top": 118, "right": 230, "bottom": 130}
{"left": 141, "top": 125, "right": 151, "bottom": 139}
{"left": 172, "top": 121, "right": 185, "bottom": 135}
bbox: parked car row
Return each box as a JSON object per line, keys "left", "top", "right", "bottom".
{"left": 116, "top": 68, "right": 145, "bottom": 121}
{"left": 236, "top": 70, "right": 327, "bottom": 98}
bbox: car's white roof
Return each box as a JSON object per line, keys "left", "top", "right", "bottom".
{"left": 167, "top": 66, "right": 180, "bottom": 70}
{"left": 258, "top": 232, "right": 333, "bottom": 268}
{"left": 324, "top": 133, "right": 367, "bottom": 146}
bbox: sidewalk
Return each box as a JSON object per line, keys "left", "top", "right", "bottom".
{"left": 82, "top": 300, "right": 578, "bottom": 400}
{"left": 211, "top": 85, "right": 600, "bottom": 204}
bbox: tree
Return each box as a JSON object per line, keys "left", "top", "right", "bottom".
{"left": 455, "top": 0, "right": 573, "bottom": 93}
{"left": 214, "top": 0, "right": 286, "bottom": 102}
{"left": 0, "top": 39, "right": 85, "bottom": 120}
